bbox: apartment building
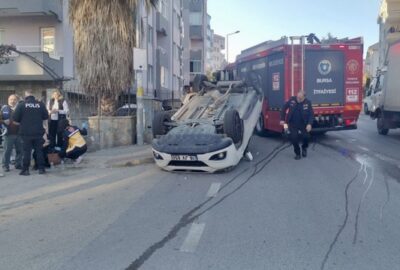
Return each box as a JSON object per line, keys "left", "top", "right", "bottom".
{"left": 182, "top": 0, "right": 208, "bottom": 85}
{"left": 365, "top": 43, "right": 380, "bottom": 79}
{"left": 378, "top": 0, "right": 400, "bottom": 67}
{"left": 0, "top": 0, "right": 185, "bottom": 105}
{"left": 0, "top": 0, "right": 73, "bottom": 104}
{"left": 211, "top": 33, "right": 226, "bottom": 72}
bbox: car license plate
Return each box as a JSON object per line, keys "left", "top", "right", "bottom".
{"left": 171, "top": 155, "right": 198, "bottom": 161}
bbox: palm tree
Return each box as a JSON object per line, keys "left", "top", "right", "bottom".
{"left": 69, "top": 0, "right": 158, "bottom": 115}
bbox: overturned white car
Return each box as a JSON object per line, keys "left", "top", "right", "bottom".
{"left": 152, "top": 76, "right": 263, "bottom": 173}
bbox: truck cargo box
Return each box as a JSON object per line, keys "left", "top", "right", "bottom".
{"left": 383, "top": 41, "right": 400, "bottom": 112}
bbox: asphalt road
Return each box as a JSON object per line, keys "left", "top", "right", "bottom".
{"left": 1, "top": 115, "right": 400, "bottom": 270}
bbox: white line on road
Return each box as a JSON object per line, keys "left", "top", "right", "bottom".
{"left": 358, "top": 146, "right": 370, "bottom": 152}
{"left": 180, "top": 223, "right": 206, "bottom": 253}
{"left": 206, "top": 183, "right": 221, "bottom": 198}
{"left": 375, "top": 154, "right": 399, "bottom": 166}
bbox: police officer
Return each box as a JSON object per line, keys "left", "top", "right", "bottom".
{"left": 13, "top": 90, "right": 49, "bottom": 175}
{"left": 280, "top": 90, "right": 314, "bottom": 160}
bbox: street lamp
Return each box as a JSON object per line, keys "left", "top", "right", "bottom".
{"left": 226, "top": 30, "right": 240, "bottom": 63}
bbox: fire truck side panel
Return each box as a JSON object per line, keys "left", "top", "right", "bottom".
{"left": 342, "top": 45, "right": 363, "bottom": 127}
{"left": 304, "top": 50, "right": 345, "bottom": 106}
{"left": 264, "top": 52, "right": 285, "bottom": 132}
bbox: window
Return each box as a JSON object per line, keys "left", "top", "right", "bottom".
{"left": 147, "top": 65, "right": 153, "bottom": 86}
{"left": 375, "top": 74, "right": 385, "bottom": 93}
{"left": 161, "top": 66, "right": 168, "bottom": 88}
{"left": 158, "top": 0, "right": 168, "bottom": 18}
{"left": 190, "top": 60, "right": 202, "bottom": 73}
{"left": 41, "top": 27, "right": 55, "bottom": 54}
{"left": 0, "top": 29, "right": 4, "bottom": 44}
{"left": 148, "top": 25, "right": 153, "bottom": 44}
{"left": 190, "top": 12, "right": 202, "bottom": 25}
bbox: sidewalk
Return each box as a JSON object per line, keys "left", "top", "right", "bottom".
{"left": 85, "top": 144, "right": 154, "bottom": 169}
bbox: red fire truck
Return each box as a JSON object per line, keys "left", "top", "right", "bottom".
{"left": 234, "top": 36, "right": 364, "bottom": 134}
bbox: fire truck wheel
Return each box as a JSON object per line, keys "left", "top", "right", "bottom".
{"left": 153, "top": 111, "right": 171, "bottom": 137}
{"left": 224, "top": 109, "right": 244, "bottom": 144}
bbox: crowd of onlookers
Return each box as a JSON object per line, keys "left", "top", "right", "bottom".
{"left": 0, "top": 89, "right": 87, "bottom": 176}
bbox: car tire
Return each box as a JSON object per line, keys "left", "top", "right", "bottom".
{"left": 377, "top": 116, "right": 389, "bottom": 135}
{"left": 364, "top": 104, "right": 370, "bottom": 115}
{"left": 255, "top": 114, "right": 268, "bottom": 136}
{"left": 153, "top": 111, "right": 171, "bottom": 137}
{"left": 224, "top": 109, "right": 244, "bottom": 144}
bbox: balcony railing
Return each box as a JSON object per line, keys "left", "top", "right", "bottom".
{"left": 0, "top": 48, "right": 63, "bottom": 81}
{"left": 0, "top": 0, "right": 63, "bottom": 21}
{"left": 9, "top": 46, "right": 62, "bottom": 60}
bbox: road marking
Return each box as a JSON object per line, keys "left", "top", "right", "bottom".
{"left": 374, "top": 154, "right": 399, "bottom": 166}
{"left": 0, "top": 172, "right": 116, "bottom": 207}
{"left": 180, "top": 223, "right": 206, "bottom": 253}
{"left": 357, "top": 146, "right": 370, "bottom": 152}
{"left": 206, "top": 183, "right": 221, "bottom": 198}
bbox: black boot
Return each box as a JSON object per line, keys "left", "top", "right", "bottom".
{"left": 38, "top": 168, "right": 46, "bottom": 175}
{"left": 20, "top": 169, "right": 30, "bottom": 176}
{"left": 302, "top": 148, "right": 307, "bottom": 158}
{"left": 295, "top": 155, "right": 301, "bottom": 160}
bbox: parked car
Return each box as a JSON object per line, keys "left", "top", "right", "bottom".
{"left": 152, "top": 76, "right": 263, "bottom": 173}
{"left": 115, "top": 104, "right": 137, "bottom": 116}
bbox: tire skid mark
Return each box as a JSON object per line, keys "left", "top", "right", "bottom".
{"left": 125, "top": 143, "right": 290, "bottom": 270}
{"left": 320, "top": 163, "right": 362, "bottom": 270}
{"left": 353, "top": 166, "right": 375, "bottom": 245}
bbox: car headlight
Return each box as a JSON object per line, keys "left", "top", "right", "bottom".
{"left": 210, "top": 151, "right": 227, "bottom": 161}
{"left": 153, "top": 151, "right": 164, "bottom": 160}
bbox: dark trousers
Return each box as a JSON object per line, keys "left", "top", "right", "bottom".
{"left": 49, "top": 120, "right": 64, "bottom": 148}
{"left": 22, "top": 136, "right": 45, "bottom": 170}
{"left": 289, "top": 126, "right": 310, "bottom": 155}
{"left": 33, "top": 145, "right": 50, "bottom": 169}
{"left": 64, "top": 145, "right": 87, "bottom": 160}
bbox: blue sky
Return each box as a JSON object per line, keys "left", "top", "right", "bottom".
{"left": 208, "top": 0, "right": 381, "bottom": 62}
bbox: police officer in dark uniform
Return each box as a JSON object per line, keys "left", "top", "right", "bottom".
{"left": 13, "top": 90, "right": 49, "bottom": 175}
{"left": 280, "top": 90, "right": 314, "bottom": 160}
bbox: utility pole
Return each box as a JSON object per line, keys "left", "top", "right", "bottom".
{"left": 136, "top": 69, "right": 144, "bottom": 145}
{"left": 135, "top": 4, "right": 146, "bottom": 146}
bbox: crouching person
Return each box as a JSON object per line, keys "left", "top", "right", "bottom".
{"left": 59, "top": 120, "right": 87, "bottom": 164}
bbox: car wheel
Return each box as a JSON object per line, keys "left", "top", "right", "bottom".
{"left": 255, "top": 114, "right": 267, "bottom": 136}
{"left": 364, "top": 104, "right": 370, "bottom": 115}
{"left": 377, "top": 117, "right": 389, "bottom": 135}
{"left": 153, "top": 111, "right": 171, "bottom": 137}
{"left": 224, "top": 109, "right": 244, "bottom": 144}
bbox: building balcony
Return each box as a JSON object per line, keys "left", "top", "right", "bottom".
{"left": 387, "top": 31, "right": 400, "bottom": 43}
{"left": 0, "top": 0, "right": 62, "bottom": 21}
{"left": 190, "top": 26, "right": 204, "bottom": 40}
{"left": 156, "top": 11, "right": 169, "bottom": 36}
{"left": 0, "top": 48, "right": 63, "bottom": 81}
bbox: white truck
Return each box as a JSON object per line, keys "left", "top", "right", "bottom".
{"left": 369, "top": 41, "right": 400, "bottom": 135}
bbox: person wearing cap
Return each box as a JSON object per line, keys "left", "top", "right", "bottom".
{"left": 280, "top": 90, "right": 314, "bottom": 160}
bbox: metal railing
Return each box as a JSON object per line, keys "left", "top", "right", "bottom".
{"left": 9, "top": 45, "right": 62, "bottom": 60}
